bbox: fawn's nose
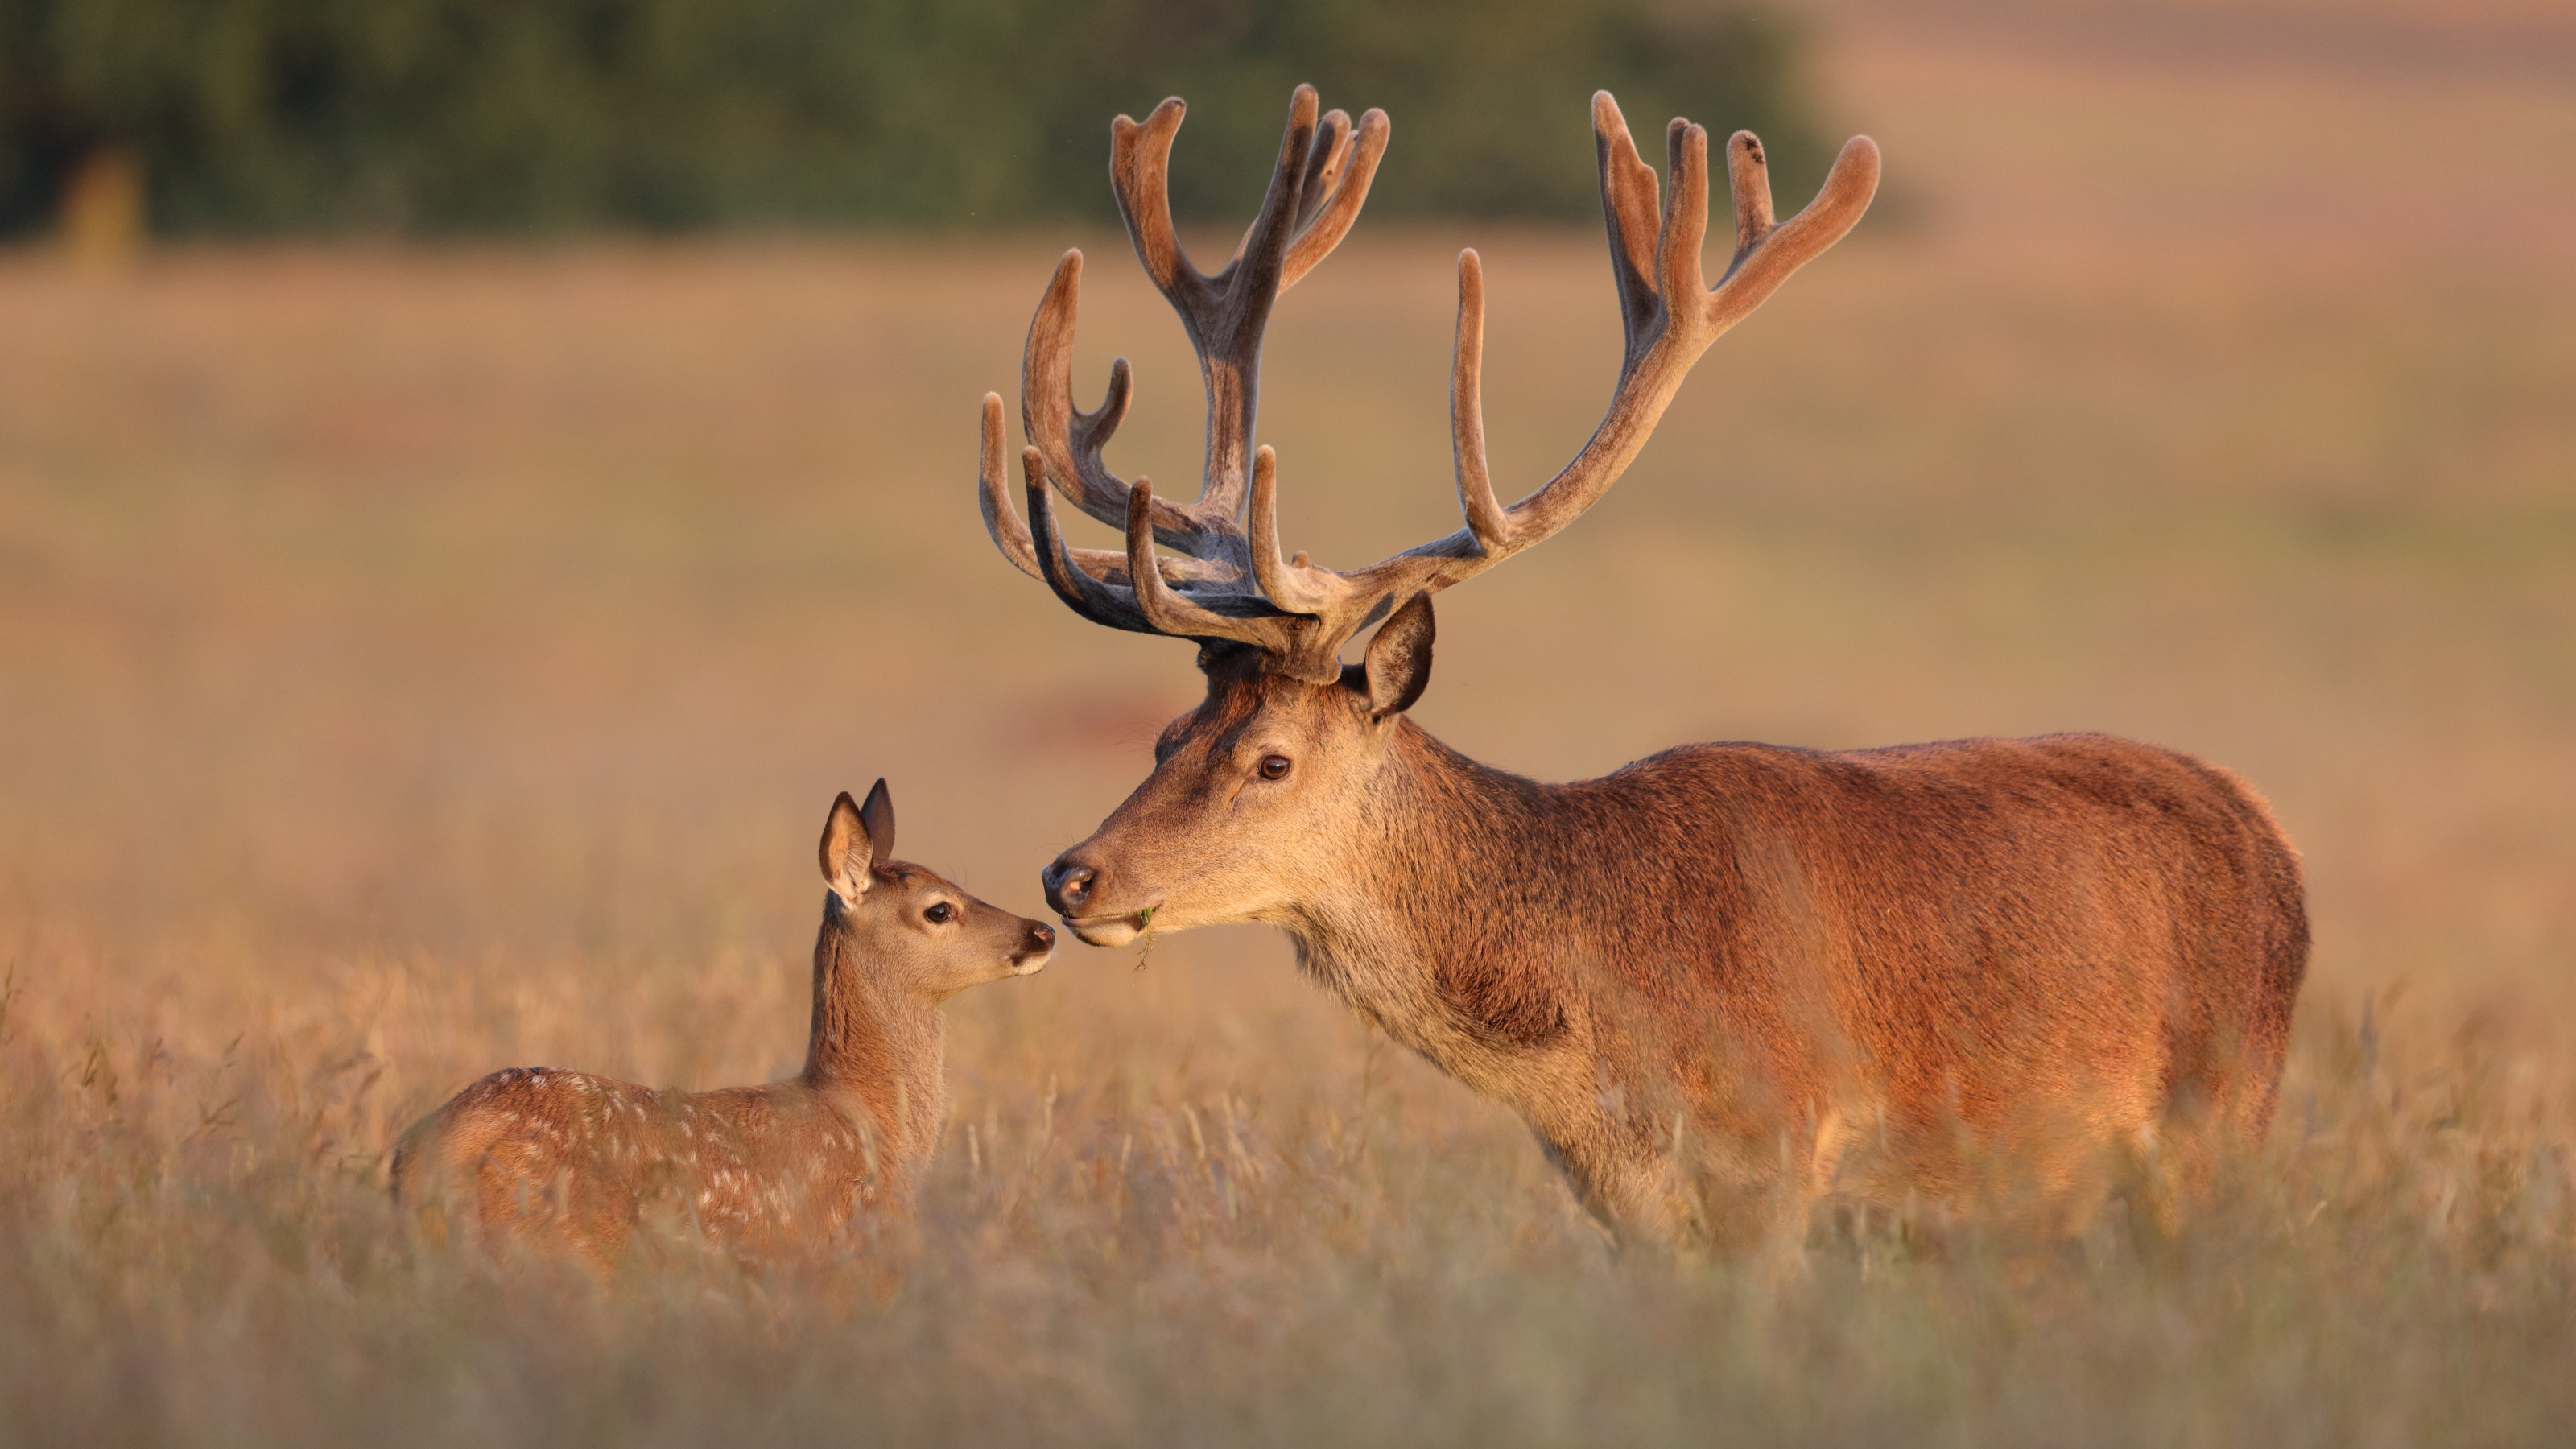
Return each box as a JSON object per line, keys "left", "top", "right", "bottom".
{"left": 1042, "top": 857, "right": 1096, "bottom": 915}
{"left": 1012, "top": 920, "right": 1055, "bottom": 966}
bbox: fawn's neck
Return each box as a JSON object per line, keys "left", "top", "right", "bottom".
{"left": 801, "top": 920, "right": 947, "bottom": 1156}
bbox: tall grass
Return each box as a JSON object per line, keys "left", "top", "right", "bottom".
{"left": 3, "top": 956, "right": 2571, "bottom": 1444}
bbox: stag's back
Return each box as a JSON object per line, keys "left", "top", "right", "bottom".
{"left": 1590, "top": 731, "right": 2305, "bottom": 1208}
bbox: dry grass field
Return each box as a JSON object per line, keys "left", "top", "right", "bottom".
{"left": 4, "top": 4, "right": 2574, "bottom": 1443}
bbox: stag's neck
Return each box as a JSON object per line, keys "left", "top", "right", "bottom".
{"left": 1347, "top": 718, "right": 1587, "bottom": 902}
{"left": 1281, "top": 723, "right": 1604, "bottom": 1108}
{"left": 800, "top": 925, "right": 946, "bottom": 1158}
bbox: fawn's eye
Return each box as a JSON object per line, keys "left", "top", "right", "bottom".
{"left": 924, "top": 902, "right": 955, "bottom": 924}
{"left": 1257, "top": 754, "right": 1291, "bottom": 781}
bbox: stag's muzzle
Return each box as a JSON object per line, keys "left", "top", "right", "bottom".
{"left": 1042, "top": 853, "right": 1152, "bottom": 946}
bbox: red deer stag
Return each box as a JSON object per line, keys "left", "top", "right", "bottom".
{"left": 391, "top": 783, "right": 1055, "bottom": 1264}
{"left": 977, "top": 87, "right": 2307, "bottom": 1245}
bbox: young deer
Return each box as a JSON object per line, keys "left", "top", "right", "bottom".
{"left": 390, "top": 782, "right": 1054, "bottom": 1264}
{"left": 976, "top": 87, "right": 2307, "bottom": 1245}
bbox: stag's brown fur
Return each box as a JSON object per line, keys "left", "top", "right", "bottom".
{"left": 1052, "top": 646, "right": 2306, "bottom": 1243}
{"left": 390, "top": 785, "right": 1052, "bottom": 1265}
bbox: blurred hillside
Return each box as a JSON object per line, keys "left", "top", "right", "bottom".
{"left": 0, "top": 0, "right": 1825, "bottom": 236}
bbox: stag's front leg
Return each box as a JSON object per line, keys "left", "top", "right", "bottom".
{"left": 1542, "top": 1067, "right": 1820, "bottom": 1253}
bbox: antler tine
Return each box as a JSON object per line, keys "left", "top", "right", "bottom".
{"left": 1109, "top": 100, "right": 1206, "bottom": 313}
{"left": 1281, "top": 108, "right": 1389, "bottom": 290}
{"left": 980, "top": 393, "right": 1042, "bottom": 580}
{"left": 1178, "top": 85, "right": 1320, "bottom": 535}
{"left": 1022, "top": 251, "right": 1132, "bottom": 526}
{"left": 985, "top": 394, "right": 1229, "bottom": 590}
{"left": 1111, "top": 88, "right": 1315, "bottom": 346}
{"left": 1656, "top": 119, "right": 1715, "bottom": 312}
{"left": 1705, "top": 131, "right": 1881, "bottom": 331}
{"left": 1067, "top": 352, "right": 1136, "bottom": 523}
{"left": 1247, "top": 444, "right": 1337, "bottom": 617}
{"left": 1216, "top": 83, "right": 1320, "bottom": 306}
{"left": 1725, "top": 128, "right": 1776, "bottom": 254}
{"left": 1595, "top": 92, "right": 1663, "bottom": 353}
{"left": 1021, "top": 250, "right": 1222, "bottom": 559}
{"left": 1125, "top": 480, "right": 1313, "bottom": 659}
{"left": 1243, "top": 442, "right": 1418, "bottom": 683}
{"left": 1239, "top": 105, "right": 1344, "bottom": 267}
{"left": 1025, "top": 448, "right": 1158, "bottom": 634}
{"left": 1290, "top": 109, "right": 1352, "bottom": 233}
{"left": 1448, "top": 250, "right": 1512, "bottom": 555}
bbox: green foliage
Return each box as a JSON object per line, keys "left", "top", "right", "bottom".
{"left": 0, "top": 0, "right": 1824, "bottom": 234}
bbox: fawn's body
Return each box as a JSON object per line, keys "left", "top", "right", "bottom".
{"left": 390, "top": 783, "right": 1052, "bottom": 1263}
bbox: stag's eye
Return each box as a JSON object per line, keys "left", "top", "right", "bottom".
{"left": 1257, "top": 754, "right": 1292, "bottom": 781}
{"left": 923, "top": 902, "right": 955, "bottom": 924}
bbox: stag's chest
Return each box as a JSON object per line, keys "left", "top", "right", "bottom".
{"left": 1291, "top": 927, "right": 1594, "bottom": 1117}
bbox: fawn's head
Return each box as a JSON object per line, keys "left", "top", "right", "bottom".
{"left": 819, "top": 782, "right": 1053, "bottom": 999}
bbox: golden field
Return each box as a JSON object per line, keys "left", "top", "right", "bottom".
{"left": 2, "top": 5, "right": 2573, "bottom": 1442}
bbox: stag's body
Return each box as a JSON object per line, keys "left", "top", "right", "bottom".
{"left": 390, "top": 785, "right": 1053, "bottom": 1264}
{"left": 980, "top": 87, "right": 2307, "bottom": 1244}
{"left": 1265, "top": 710, "right": 2303, "bottom": 1237}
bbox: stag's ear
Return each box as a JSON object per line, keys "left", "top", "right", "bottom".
{"left": 1360, "top": 593, "right": 1435, "bottom": 719}
{"left": 819, "top": 789, "right": 877, "bottom": 902}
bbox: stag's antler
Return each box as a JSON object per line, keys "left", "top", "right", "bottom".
{"left": 980, "top": 85, "right": 1385, "bottom": 602}
{"left": 980, "top": 88, "right": 1880, "bottom": 683}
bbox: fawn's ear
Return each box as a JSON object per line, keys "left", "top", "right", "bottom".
{"left": 857, "top": 778, "right": 895, "bottom": 861}
{"left": 819, "top": 790, "right": 877, "bottom": 901}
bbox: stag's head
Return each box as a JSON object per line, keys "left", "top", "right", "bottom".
{"left": 979, "top": 86, "right": 1879, "bottom": 946}
{"left": 818, "top": 782, "right": 1055, "bottom": 993}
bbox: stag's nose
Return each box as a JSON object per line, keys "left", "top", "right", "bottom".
{"left": 1042, "top": 857, "right": 1096, "bottom": 915}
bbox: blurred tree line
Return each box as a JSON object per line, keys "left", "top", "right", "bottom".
{"left": 0, "top": 0, "right": 1825, "bottom": 236}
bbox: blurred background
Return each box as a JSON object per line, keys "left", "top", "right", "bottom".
{"left": 3, "top": 0, "right": 2566, "bottom": 1031}
{"left": 1, "top": 0, "right": 1825, "bottom": 237}
{"left": 2, "top": 0, "right": 2573, "bottom": 1439}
